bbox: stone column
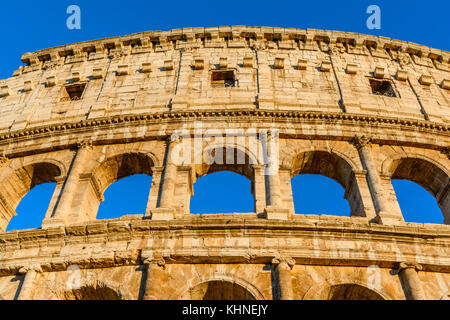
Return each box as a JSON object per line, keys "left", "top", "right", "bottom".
{"left": 150, "top": 136, "right": 179, "bottom": 220}
{"left": 398, "top": 262, "right": 425, "bottom": 300}
{"left": 265, "top": 131, "right": 282, "bottom": 207}
{"left": 344, "top": 170, "right": 377, "bottom": 220}
{"left": 352, "top": 136, "right": 403, "bottom": 224}
{"left": 278, "top": 166, "right": 295, "bottom": 215}
{"left": 252, "top": 164, "right": 267, "bottom": 215}
{"left": 42, "top": 140, "right": 93, "bottom": 228}
{"left": 43, "top": 177, "right": 66, "bottom": 221}
{"left": 143, "top": 257, "right": 166, "bottom": 300}
{"left": 437, "top": 181, "right": 450, "bottom": 225}
{"left": 17, "top": 266, "right": 42, "bottom": 300}
{"left": 145, "top": 166, "right": 164, "bottom": 217}
{"left": 173, "top": 166, "right": 194, "bottom": 218}
{"left": 261, "top": 130, "right": 290, "bottom": 220}
{"left": 272, "top": 256, "right": 296, "bottom": 300}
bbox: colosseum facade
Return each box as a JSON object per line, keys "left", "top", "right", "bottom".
{"left": 0, "top": 26, "right": 449, "bottom": 300}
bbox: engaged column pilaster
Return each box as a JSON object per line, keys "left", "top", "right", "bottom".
{"left": 143, "top": 257, "right": 166, "bottom": 300}
{"left": 272, "top": 256, "right": 296, "bottom": 300}
{"left": 150, "top": 135, "right": 180, "bottom": 220}
{"left": 42, "top": 140, "right": 93, "bottom": 228}
{"left": 261, "top": 131, "right": 290, "bottom": 220}
{"left": 398, "top": 262, "right": 426, "bottom": 300}
{"left": 352, "top": 136, "right": 403, "bottom": 224}
{"left": 16, "top": 265, "right": 42, "bottom": 300}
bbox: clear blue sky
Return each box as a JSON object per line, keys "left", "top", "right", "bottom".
{"left": 3, "top": 0, "right": 448, "bottom": 230}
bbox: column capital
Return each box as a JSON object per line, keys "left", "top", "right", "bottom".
{"left": 143, "top": 257, "right": 166, "bottom": 269}
{"left": 55, "top": 176, "right": 68, "bottom": 184}
{"left": 442, "top": 147, "right": 450, "bottom": 160}
{"left": 279, "top": 165, "right": 293, "bottom": 173}
{"left": 259, "top": 129, "right": 280, "bottom": 140}
{"left": 252, "top": 164, "right": 266, "bottom": 170}
{"left": 151, "top": 166, "right": 165, "bottom": 174}
{"left": 272, "top": 256, "right": 295, "bottom": 270}
{"left": 351, "top": 135, "right": 373, "bottom": 150}
{"left": 18, "top": 265, "right": 42, "bottom": 274}
{"left": 76, "top": 139, "right": 93, "bottom": 150}
{"left": 353, "top": 170, "right": 368, "bottom": 178}
{"left": 398, "top": 262, "right": 423, "bottom": 273}
{"left": 166, "top": 132, "right": 183, "bottom": 145}
{"left": 0, "top": 153, "right": 10, "bottom": 168}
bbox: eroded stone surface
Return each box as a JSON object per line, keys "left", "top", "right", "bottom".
{"left": 0, "top": 26, "right": 449, "bottom": 300}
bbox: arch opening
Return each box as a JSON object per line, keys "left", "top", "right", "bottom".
{"left": 91, "top": 153, "right": 155, "bottom": 220}
{"left": 0, "top": 162, "right": 61, "bottom": 232}
{"left": 63, "top": 283, "right": 122, "bottom": 300}
{"left": 94, "top": 153, "right": 155, "bottom": 194}
{"left": 318, "top": 284, "right": 384, "bottom": 300}
{"left": 6, "top": 182, "right": 56, "bottom": 231}
{"left": 197, "top": 146, "right": 256, "bottom": 180}
{"left": 180, "top": 280, "right": 257, "bottom": 300}
{"left": 291, "top": 174, "right": 350, "bottom": 216}
{"left": 191, "top": 146, "right": 256, "bottom": 214}
{"left": 389, "top": 158, "right": 449, "bottom": 224}
{"left": 290, "top": 151, "right": 363, "bottom": 217}
{"left": 190, "top": 171, "right": 254, "bottom": 214}
{"left": 96, "top": 174, "right": 152, "bottom": 220}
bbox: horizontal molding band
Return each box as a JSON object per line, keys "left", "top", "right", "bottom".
{"left": 0, "top": 109, "right": 448, "bottom": 147}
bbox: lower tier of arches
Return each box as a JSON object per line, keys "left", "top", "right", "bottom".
{"left": 0, "top": 216, "right": 448, "bottom": 301}
{"left": 0, "top": 263, "right": 448, "bottom": 300}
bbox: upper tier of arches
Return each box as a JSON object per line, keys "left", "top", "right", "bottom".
{"left": 0, "top": 137, "right": 448, "bottom": 231}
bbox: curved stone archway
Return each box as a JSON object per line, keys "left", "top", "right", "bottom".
{"left": 172, "top": 273, "right": 267, "bottom": 300}
{"left": 319, "top": 283, "right": 385, "bottom": 300}
{"left": 304, "top": 281, "right": 389, "bottom": 300}
{"left": 62, "top": 282, "right": 123, "bottom": 300}
{"left": 79, "top": 152, "right": 157, "bottom": 221}
{"left": 0, "top": 162, "right": 62, "bottom": 231}
{"left": 195, "top": 146, "right": 257, "bottom": 181}
{"left": 289, "top": 150, "right": 367, "bottom": 217}
{"left": 385, "top": 157, "right": 450, "bottom": 224}
{"left": 180, "top": 280, "right": 257, "bottom": 300}
{"left": 92, "top": 152, "right": 156, "bottom": 195}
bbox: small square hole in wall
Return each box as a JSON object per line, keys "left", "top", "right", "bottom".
{"left": 211, "top": 70, "right": 236, "bottom": 87}
{"left": 64, "top": 83, "right": 86, "bottom": 101}
{"left": 369, "top": 79, "right": 396, "bottom": 97}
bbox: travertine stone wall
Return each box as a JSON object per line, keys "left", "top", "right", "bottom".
{"left": 0, "top": 26, "right": 449, "bottom": 300}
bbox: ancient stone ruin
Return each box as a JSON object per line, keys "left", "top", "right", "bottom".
{"left": 0, "top": 26, "right": 449, "bottom": 300}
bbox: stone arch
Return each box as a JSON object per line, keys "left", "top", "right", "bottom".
{"left": 203, "top": 140, "right": 261, "bottom": 165}
{"left": 0, "top": 160, "right": 63, "bottom": 231}
{"left": 193, "top": 140, "right": 261, "bottom": 180}
{"left": 285, "top": 148, "right": 366, "bottom": 217}
{"left": 191, "top": 143, "right": 259, "bottom": 213}
{"left": 381, "top": 152, "right": 450, "bottom": 179}
{"left": 281, "top": 145, "right": 362, "bottom": 175}
{"left": 61, "top": 279, "right": 133, "bottom": 300}
{"left": 381, "top": 154, "right": 450, "bottom": 224}
{"left": 193, "top": 145, "right": 257, "bottom": 191}
{"left": 84, "top": 152, "right": 156, "bottom": 219}
{"left": 173, "top": 274, "right": 266, "bottom": 300}
{"left": 91, "top": 152, "right": 156, "bottom": 196}
{"left": 303, "top": 280, "right": 390, "bottom": 300}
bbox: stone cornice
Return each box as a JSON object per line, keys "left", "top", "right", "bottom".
{"left": 0, "top": 110, "right": 448, "bottom": 153}
{"left": 0, "top": 216, "right": 449, "bottom": 276}
{"left": 18, "top": 26, "right": 449, "bottom": 70}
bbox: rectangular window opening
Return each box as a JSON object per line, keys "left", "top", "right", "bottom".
{"left": 369, "top": 79, "right": 397, "bottom": 97}
{"left": 65, "top": 83, "right": 86, "bottom": 101}
{"left": 211, "top": 70, "right": 236, "bottom": 87}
